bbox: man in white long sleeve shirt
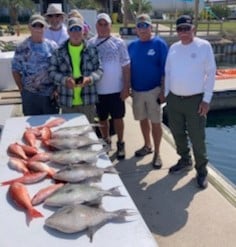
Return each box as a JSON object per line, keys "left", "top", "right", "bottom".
{"left": 165, "top": 15, "right": 216, "bottom": 189}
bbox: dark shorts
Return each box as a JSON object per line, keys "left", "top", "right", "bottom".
{"left": 96, "top": 93, "right": 125, "bottom": 121}
{"left": 21, "top": 89, "right": 59, "bottom": 116}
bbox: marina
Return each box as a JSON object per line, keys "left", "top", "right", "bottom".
{"left": 0, "top": 27, "right": 236, "bottom": 246}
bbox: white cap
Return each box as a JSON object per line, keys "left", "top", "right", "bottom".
{"left": 96, "top": 13, "right": 111, "bottom": 24}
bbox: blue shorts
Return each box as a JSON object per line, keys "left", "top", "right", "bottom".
{"left": 96, "top": 93, "right": 125, "bottom": 121}
{"left": 21, "top": 89, "right": 59, "bottom": 116}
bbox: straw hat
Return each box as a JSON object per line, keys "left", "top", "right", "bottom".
{"left": 45, "top": 4, "right": 65, "bottom": 16}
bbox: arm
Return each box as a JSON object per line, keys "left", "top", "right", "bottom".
{"left": 198, "top": 43, "right": 216, "bottom": 117}
{"left": 121, "top": 63, "right": 131, "bottom": 100}
{"left": 12, "top": 71, "right": 23, "bottom": 92}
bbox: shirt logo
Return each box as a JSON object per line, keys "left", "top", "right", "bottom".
{"left": 191, "top": 53, "right": 197, "bottom": 58}
{"left": 147, "top": 49, "right": 155, "bottom": 56}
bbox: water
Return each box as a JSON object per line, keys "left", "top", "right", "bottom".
{"left": 206, "top": 110, "right": 236, "bottom": 187}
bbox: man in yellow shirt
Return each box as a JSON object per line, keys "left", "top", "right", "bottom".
{"left": 49, "top": 17, "right": 103, "bottom": 123}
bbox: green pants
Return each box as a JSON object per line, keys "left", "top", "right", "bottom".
{"left": 166, "top": 92, "right": 208, "bottom": 176}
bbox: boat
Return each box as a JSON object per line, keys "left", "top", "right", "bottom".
{"left": 216, "top": 69, "right": 236, "bottom": 80}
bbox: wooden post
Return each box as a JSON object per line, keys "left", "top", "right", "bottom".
{"left": 194, "top": 0, "right": 199, "bottom": 33}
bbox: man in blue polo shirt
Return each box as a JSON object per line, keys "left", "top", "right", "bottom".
{"left": 128, "top": 14, "right": 168, "bottom": 169}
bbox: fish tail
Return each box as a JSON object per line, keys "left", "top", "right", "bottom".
{"left": 108, "top": 186, "right": 125, "bottom": 197}
{"left": 112, "top": 209, "right": 137, "bottom": 222}
{"left": 104, "top": 165, "right": 118, "bottom": 174}
{"left": 1, "top": 177, "right": 19, "bottom": 186}
{"left": 28, "top": 207, "right": 44, "bottom": 221}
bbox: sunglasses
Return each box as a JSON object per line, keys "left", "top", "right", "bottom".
{"left": 47, "top": 14, "right": 61, "bottom": 18}
{"left": 31, "top": 23, "right": 44, "bottom": 28}
{"left": 69, "top": 26, "right": 82, "bottom": 32}
{"left": 136, "top": 22, "right": 150, "bottom": 29}
{"left": 176, "top": 26, "right": 191, "bottom": 32}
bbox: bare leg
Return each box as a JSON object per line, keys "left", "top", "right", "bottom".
{"left": 140, "top": 118, "right": 152, "bottom": 148}
{"left": 99, "top": 119, "right": 110, "bottom": 140}
{"left": 113, "top": 118, "right": 124, "bottom": 142}
{"left": 151, "top": 122, "right": 162, "bottom": 154}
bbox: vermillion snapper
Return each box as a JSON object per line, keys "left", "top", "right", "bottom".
{"left": 8, "top": 182, "right": 43, "bottom": 225}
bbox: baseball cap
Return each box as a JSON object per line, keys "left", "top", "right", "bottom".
{"left": 136, "top": 14, "right": 152, "bottom": 25}
{"left": 67, "top": 17, "right": 84, "bottom": 30}
{"left": 29, "top": 14, "right": 47, "bottom": 26}
{"left": 96, "top": 13, "right": 112, "bottom": 24}
{"left": 176, "top": 15, "right": 193, "bottom": 27}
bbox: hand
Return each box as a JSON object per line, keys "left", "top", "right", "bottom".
{"left": 198, "top": 101, "right": 209, "bottom": 117}
{"left": 120, "top": 87, "right": 130, "bottom": 100}
{"left": 80, "top": 76, "right": 91, "bottom": 87}
{"left": 65, "top": 77, "right": 75, "bottom": 89}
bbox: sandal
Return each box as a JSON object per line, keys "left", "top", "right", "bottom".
{"left": 135, "top": 146, "right": 152, "bottom": 157}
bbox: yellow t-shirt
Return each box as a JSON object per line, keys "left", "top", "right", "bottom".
{"left": 68, "top": 42, "right": 84, "bottom": 105}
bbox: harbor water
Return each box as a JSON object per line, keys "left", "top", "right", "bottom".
{"left": 206, "top": 109, "right": 236, "bottom": 187}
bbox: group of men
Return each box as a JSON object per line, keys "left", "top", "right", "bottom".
{"left": 11, "top": 4, "right": 216, "bottom": 190}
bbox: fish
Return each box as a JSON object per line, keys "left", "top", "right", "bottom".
{"left": 40, "top": 126, "right": 52, "bottom": 141}
{"left": 17, "top": 143, "right": 38, "bottom": 156}
{"left": 23, "top": 129, "right": 37, "bottom": 147}
{"left": 31, "top": 183, "right": 64, "bottom": 206}
{"left": 44, "top": 183, "right": 124, "bottom": 207}
{"left": 30, "top": 148, "right": 105, "bottom": 164}
{"left": 26, "top": 160, "right": 56, "bottom": 177}
{"left": 45, "top": 204, "right": 135, "bottom": 242}
{"left": 7, "top": 143, "right": 28, "bottom": 160}
{"left": 1, "top": 171, "right": 48, "bottom": 186}
{"left": 32, "top": 117, "right": 66, "bottom": 130}
{"left": 8, "top": 182, "right": 43, "bottom": 224}
{"left": 53, "top": 164, "right": 118, "bottom": 183}
{"left": 8, "top": 157, "right": 29, "bottom": 174}
{"left": 51, "top": 124, "right": 99, "bottom": 139}
{"left": 43, "top": 136, "right": 104, "bottom": 150}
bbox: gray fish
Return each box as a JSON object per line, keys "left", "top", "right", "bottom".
{"left": 44, "top": 183, "right": 124, "bottom": 207}
{"left": 44, "top": 136, "right": 104, "bottom": 150}
{"left": 30, "top": 148, "right": 105, "bottom": 164}
{"left": 45, "top": 204, "right": 135, "bottom": 242}
{"left": 52, "top": 124, "right": 99, "bottom": 139}
{"left": 53, "top": 164, "right": 118, "bottom": 182}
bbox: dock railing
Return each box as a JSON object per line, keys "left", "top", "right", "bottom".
{"left": 119, "top": 20, "right": 223, "bottom": 40}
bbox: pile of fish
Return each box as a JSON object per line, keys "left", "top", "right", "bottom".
{"left": 2, "top": 117, "right": 135, "bottom": 242}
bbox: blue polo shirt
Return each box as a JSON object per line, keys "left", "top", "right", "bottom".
{"left": 128, "top": 36, "right": 168, "bottom": 91}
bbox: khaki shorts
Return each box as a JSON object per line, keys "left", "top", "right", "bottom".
{"left": 132, "top": 86, "right": 162, "bottom": 123}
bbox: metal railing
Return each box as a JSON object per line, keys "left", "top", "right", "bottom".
{"left": 119, "top": 20, "right": 223, "bottom": 38}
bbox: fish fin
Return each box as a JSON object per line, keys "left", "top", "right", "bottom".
{"left": 104, "top": 165, "right": 118, "bottom": 174}
{"left": 27, "top": 207, "right": 44, "bottom": 225}
{"left": 87, "top": 226, "right": 96, "bottom": 243}
{"left": 108, "top": 186, "right": 125, "bottom": 197}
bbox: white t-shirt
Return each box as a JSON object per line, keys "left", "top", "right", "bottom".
{"left": 44, "top": 25, "right": 68, "bottom": 46}
{"left": 165, "top": 37, "right": 216, "bottom": 103}
{"left": 88, "top": 36, "right": 130, "bottom": 94}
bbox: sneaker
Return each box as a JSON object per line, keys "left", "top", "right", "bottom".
{"left": 135, "top": 146, "right": 152, "bottom": 157}
{"left": 103, "top": 138, "right": 112, "bottom": 153}
{"left": 197, "top": 174, "right": 208, "bottom": 189}
{"left": 169, "top": 158, "right": 193, "bottom": 174}
{"left": 152, "top": 153, "right": 162, "bottom": 169}
{"left": 116, "top": 141, "right": 125, "bottom": 160}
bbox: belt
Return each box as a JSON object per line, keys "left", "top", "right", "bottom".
{"left": 170, "top": 91, "right": 203, "bottom": 99}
